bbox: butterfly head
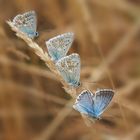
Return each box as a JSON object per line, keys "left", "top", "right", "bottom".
{"left": 77, "top": 82, "right": 82, "bottom": 87}
{"left": 76, "top": 82, "right": 81, "bottom": 88}
{"left": 68, "top": 81, "right": 81, "bottom": 88}
{"left": 91, "top": 115, "right": 101, "bottom": 120}
{"left": 35, "top": 31, "right": 39, "bottom": 37}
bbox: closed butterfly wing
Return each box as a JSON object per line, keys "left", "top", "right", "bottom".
{"left": 55, "top": 53, "right": 80, "bottom": 87}
{"left": 46, "top": 32, "right": 74, "bottom": 62}
{"left": 93, "top": 89, "right": 114, "bottom": 117}
{"left": 73, "top": 90, "right": 95, "bottom": 117}
{"left": 13, "top": 11, "right": 38, "bottom": 38}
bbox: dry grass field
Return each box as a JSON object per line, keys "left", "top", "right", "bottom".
{"left": 0, "top": 0, "right": 140, "bottom": 140}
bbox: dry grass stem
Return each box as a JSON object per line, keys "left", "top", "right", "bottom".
{"left": 34, "top": 100, "right": 74, "bottom": 140}
{"left": 91, "top": 18, "right": 140, "bottom": 81}
{"left": 92, "top": 0, "right": 140, "bottom": 17}
{"left": 1, "top": 1, "right": 140, "bottom": 139}
{"left": 7, "top": 21, "right": 77, "bottom": 97}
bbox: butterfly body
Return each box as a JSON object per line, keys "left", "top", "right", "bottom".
{"left": 55, "top": 53, "right": 80, "bottom": 87}
{"left": 12, "top": 11, "right": 38, "bottom": 39}
{"left": 46, "top": 32, "right": 74, "bottom": 62}
{"left": 73, "top": 89, "right": 114, "bottom": 119}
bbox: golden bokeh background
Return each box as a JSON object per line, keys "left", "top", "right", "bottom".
{"left": 0, "top": 0, "right": 140, "bottom": 140}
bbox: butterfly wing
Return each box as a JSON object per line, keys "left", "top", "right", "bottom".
{"left": 55, "top": 53, "right": 80, "bottom": 87}
{"left": 73, "top": 90, "right": 95, "bottom": 116}
{"left": 93, "top": 89, "right": 114, "bottom": 117}
{"left": 13, "top": 11, "right": 37, "bottom": 38}
{"left": 46, "top": 32, "right": 74, "bottom": 62}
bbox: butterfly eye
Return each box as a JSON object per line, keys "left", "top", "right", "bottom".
{"left": 35, "top": 32, "right": 39, "bottom": 37}
{"left": 78, "top": 82, "right": 81, "bottom": 87}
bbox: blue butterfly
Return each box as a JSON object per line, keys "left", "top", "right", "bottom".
{"left": 73, "top": 89, "right": 114, "bottom": 119}
{"left": 55, "top": 53, "right": 81, "bottom": 87}
{"left": 12, "top": 11, "right": 38, "bottom": 39}
{"left": 46, "top": 32, "right": 74, "bottom": 62}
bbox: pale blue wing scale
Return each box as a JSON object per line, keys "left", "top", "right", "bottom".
{"left": 55, "top": 53, "right": 80, "bottom": 87}
{"left": 73, "top": 90, "right": 95, "bottom": 116}
{"left": 19, "top": 26, "right": 34, "bottom": 36}
{"left": 26, "top": 11, "right": 37, "bottom": 33}
{"left": 21, "top": 11, "right": 37, "bottom": 38}
{"left": 62, "top": 65, "right": 79, "bottom": 86}
{"left": 94, "top": 89, "right": 114, "bottom": 117}
{"left": 12, "top": 11, "right": 38, "bottom": 38}
{"left": 46, "top": 32, "right": 74, "bottom": 61}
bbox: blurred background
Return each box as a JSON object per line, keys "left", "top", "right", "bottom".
{"left": 0, "top": 0, "right": 140, "bottom": 140}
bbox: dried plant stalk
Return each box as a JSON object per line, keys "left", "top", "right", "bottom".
{"left": 7, "top": 21, "right": 77, "bottom": 97}
{"left": 34, "top": 100, "right": 74, "bottom": 140}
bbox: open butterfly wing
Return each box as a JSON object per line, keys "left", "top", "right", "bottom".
{"left": 73, "top": 90, "right": 95, "bottom": 116}
{"left": 55, "top": 53, "right": 80, "bottom": 87}
{"left": 46, "top": 32, "right": 74, "bottom": 61}
{"left": 94, "top": 89, "right": 114, "bottom": 117}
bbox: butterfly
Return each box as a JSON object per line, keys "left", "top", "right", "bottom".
{"left": 55, "top": 53, "right": 81, "bottom": 87}
{"left": 12, "top": 11, "right": 38, "bottom": 39}
{"left": 46, "top": 32, "right": 74, "bottom": 62}
{"left": 73, "top": 89, "right": 114, "bottom": 119}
